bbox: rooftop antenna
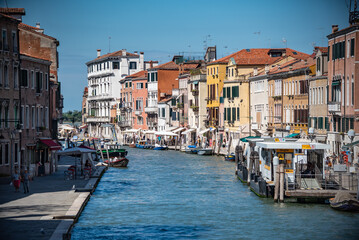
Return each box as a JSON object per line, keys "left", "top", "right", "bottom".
{"left": 349, "top": 0, "right": 359, "bottom": 25}
{"left": 108, "top": 36, "right": 111, "bottom": 53}
{"left": 203, "top": 34, "right": 212, "bottom": 51}
{"left": 282, "top": 38, "right": 287, "bottom": 48}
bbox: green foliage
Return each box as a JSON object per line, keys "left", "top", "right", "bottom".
{"left": 63, "top": 110, "right": 82, "bottom": 123}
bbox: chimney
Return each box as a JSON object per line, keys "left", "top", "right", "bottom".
{"left": 140, "top": 52, "right": 144, "bottom": 71}
{"left": 35, "top": 22, "right": 44, "bottom": 34}
{"left": 97, "top": 49, "right": 101, "bottom": 57}
{"left": 122, "top": 49, "right": 126, "bottom": 56}
{"left": 332, "top": 25, "right": 339, "bottom": 33}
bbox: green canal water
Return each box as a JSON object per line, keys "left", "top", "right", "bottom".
{"left": 72, "top": 148, "right": 359, "bottom": 239}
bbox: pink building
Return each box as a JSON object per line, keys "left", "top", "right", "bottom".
{"left": 131, "top": 70, "right": 148, "bottom": 130}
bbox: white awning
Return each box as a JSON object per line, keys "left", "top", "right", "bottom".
{"left": 166, "top": 126, "right": 179, "bottom": 132}
{"left": 173, "top": 127, "right": 185, "bottom": 133}
{"left": 143, "top": 130, "right": 156, "bottom": 135}
{"left": 181, "top": 128, "right": 196, "bottom": 135}
{"left": 123, "top": 129, "right": 141, "bottom": 133}
{"left": 198, "top": 128, "right": 210, "bottom": 135}
{"left": 155, "top": 131, "right": 178, "bottom": 136}
{"left": 176, "top": 93, "right": 183, "bottom": 100}
{"left": 256, "top": 142, "right": 330, "bottom": 150}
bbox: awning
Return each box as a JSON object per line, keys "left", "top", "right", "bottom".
{"left": 181, "top": 128, "right": 196, "bottom": 135}
{"left": 176, "top": 93, "right": 183, "bottom": 100}
{"left": 143, "top": 130, "right": 156, "bottom": 134}
{"left": 166, "top": 126, "right": 179, "bottom": 132}
{"left": 155, "top": 131, "right": 178, "bottom": 136}
{"left": 101, "top": 123, "right": 113, "bottom": 128}
{"left": 198, "top": 128, "right": 210, "bottom": 135}
{"left": 192, "top": 81, "right": 198, "bottom": 85}
{"left": 286, "top": 133, "right": 299, "bottom": 138}
{"left": 79, "top": 124, "right": 88, "bottom": 129}
{"left": 342, "top": 140, "right": 359, "bottom": 149}
{"left": 124, "top": 129, "right": 140, "bottom": 133}
{"left": 240, "top": 136, "right": 260, "bottom": 142}
{"left": 39, "top": 139, "right": 62, "bottom": 150}
{"left": 173, "top": 127, "right": 185, "bottom": 133}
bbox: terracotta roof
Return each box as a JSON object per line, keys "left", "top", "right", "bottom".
{"left": 182, "top": 63, "right": 200, "bottom": 70}
{"left": 95, "top": 50, "right": 138, "bottom": 61}
{"left": 0, "top": 8, "right": 25, "bottom": 15}
{"left": 150, "top": 61, "right": 179, "bottom": 70}
{"left": 125, "top": 70, "right": 147, "bottom": 80}
{"left": 20, "top": 53, "right": 52, "bottom": 62}
{"left": 19, "top": 23, "right": 58, "bottom": 41}
{"left": 315, "top": 46, "right": 328, "bottom": 54}
{"left": 268, "top": 57, "right": 315, "bottom": 75}
{"left": 209, "top": 48, "right": 309, "bottom": 66}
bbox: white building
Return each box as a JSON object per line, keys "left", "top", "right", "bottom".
{"left": 249, "top": 68, "right": 269, "bottom": 134}
{"left": 86, "top": 49, "right": 144, "bottom": 138}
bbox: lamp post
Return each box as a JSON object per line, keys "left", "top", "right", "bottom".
{"left": 308, "top": 127, "right": 316, "bottom": 142}
{"left": 347, "top": 129, "right": 355, "bottom": 165}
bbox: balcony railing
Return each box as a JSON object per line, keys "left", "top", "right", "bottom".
{"left": 328, "top": 102, "right": 341, "bottom": 113}
{"left": 191, "top": 89, "right": 199, "bottom": 96}
{"left": 86, "top": 116, "right": 111, "bottom": 123}
{"left": 135, "top": 110, "right": 142, "bottom": 115}
{"left": 118, "top": 121, "right": 131, "bottom": 127}
{"left": 145, "top": 106, "right": 157, "bottom": 113}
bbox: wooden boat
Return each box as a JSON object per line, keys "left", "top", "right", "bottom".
{"left": 197, "top": 148, "right": 213, "bottom": 155}
{"left": 224, "top": 154, "right": 235, "bottom": 161}
{"left": 129, "top": 143, "right": 136, "bottom": 148}
{"left": 330, "top": 191, "right": 359, "bottom": 212}
{"left": 104, "top": 157, "right": 129, "bottom": 167}
{"left": 135, "top": 140, "right": 147, "bottom": 149}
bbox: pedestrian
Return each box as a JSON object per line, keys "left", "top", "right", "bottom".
{"left": 12, "top": 170, "right": 21, "bottom": 192}
{"left": 22, "top": 169, "right": 30, "bottom": 194}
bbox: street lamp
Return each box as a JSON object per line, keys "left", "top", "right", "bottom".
{"left": 347, "top": 129, "right": 355, "bottom": 165}
{"left": 308, "top": 127, "right": 316, "bottom": 142}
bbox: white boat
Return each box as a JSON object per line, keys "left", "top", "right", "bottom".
{"left": 197, "top": 148, "right": 213, "bottom": 155}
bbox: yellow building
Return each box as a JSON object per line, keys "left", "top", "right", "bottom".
{"left": 223, "top": 48, "right": 309, "bottom": 136}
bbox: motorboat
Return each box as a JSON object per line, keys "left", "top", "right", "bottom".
{"left": 197, "top": 148, "right": 213, "bottom": 155}
{"left": 185, "top": 145, "right": 199, "bottom": 154}
{"left": 153, "top": 144, "right": 168, "bottom": 150}
{"left": 136, "top": 140, "right": 147, "bottom": 149}
{"left": 224, "top": 153, "right": 235, "bottom": 161}
{"left": 104, "top": 157, "right": 129, "bottom": 167}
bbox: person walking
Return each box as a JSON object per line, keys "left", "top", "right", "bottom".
{"left": 12, "top": 170, "right": 21, "bottom": 192}
{"left": 22, "top": 170, "right": 30, "bottom": 194}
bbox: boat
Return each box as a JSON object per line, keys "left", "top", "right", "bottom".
{"left": 129, "top": 143, "right": 136, "bottom": 148}
{"left": 197, "top": 148, "right": 213, "bottom": 155}
{"left": 136, "top": 140, "right": 147, "bottom": 149}
{"left": 185, "top": 145, "right": 199, "bottom": 154}
{"left": 104, "top": 157, "right": 129, "bottom": 167}
{"left": 153, "top": 144, "right": 168, "bottom": 150}
{"left": 330, "top": 191, "right": 359, "bottom": 212}
{"left": 224, "top": 153, "right": 235, "bottom": 161}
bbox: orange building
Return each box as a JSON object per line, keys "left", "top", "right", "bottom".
{"left": 131, "top": 71, "right": 148, "bottom": 130}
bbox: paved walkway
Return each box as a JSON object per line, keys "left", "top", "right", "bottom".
{"left": 0, "top": 156, "right": 92, "bottom": 240}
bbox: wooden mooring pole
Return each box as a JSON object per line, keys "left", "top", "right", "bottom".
{"left": 279, "top": 164, "right": 285, "bottom": 203}
{"left": 273, "top": 156, "right": 279, "bottom": 202}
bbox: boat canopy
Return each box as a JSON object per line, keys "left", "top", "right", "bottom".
{"left": 240, "top": 136, "right": 260, "bottom": 142}
{"left": 181, "top": 128, "right": 196, "bottom": 135}
{"left": 286, "top": 133, "right": 300, "bottom": 138}
{"left": 256, "top": 141, "right": 330, "bottom": 150}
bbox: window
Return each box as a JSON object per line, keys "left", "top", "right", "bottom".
{"left": 19, "top": 105, "right": 22, "bottom": 129}
{"left": 2, "top": 29, "right": 8, "bottom": 51}
{"left": 31, "top": 106, "right": 35, "bottom": 129}
{"left": 25, "top": 106, "right": 29, "bottom": 129}
{"left": 45, "top": 107, "right": 49, "bottom": 128}
{"left": 223, "top": 87, "right": 227, "bottom": 98}
{"left": 4, "top": 105, "right": 9, "bottom": 128}
{"left": 113, "top": 62, "right": 119, "bottom": 69}
{"left": 237, "top": 107, "right": 240, "bottom": 120}
{"left": 350, "top": 38, "right": 355, "bottom": 57}
{"left": 21, "top": 69, "right": 28, "bottom": 87}
{"left": 352, "top": 75, "right": 354, "bottom": 106}
{"left": 226, "top": 87, "right": 231, "bottom": 98}
{"left": 31, "top": 71, "right": 34, "bottom": 89}
{"left": 347, "top": 39, "right": 350, "bottom": 58}
{"left": 232, "top": 107, "right": 236, "bottom": 121}
{"left": 4, "top": 144, "right": 9, "bottom": 165}
{"left": 14, "top": 143, "right": 18, "bottom": 163}
{"left": 125, "top": 82, "right": 128, "bottom": 88}
{"left": 317, "top": 57, "right": 321, "bottom": 72}
{"left": 136, "top": 83, "right": 143, "bottom": 89}
{"left": 129, "top": 62, "right": 137, "bottom": 69}
{"left": 0, "top": 105, "right": 2, "bottom": 128}
{"left": 12, "top": 31, "right": 17, "bottom": 52}
{"left": 0, "top": 62, "right": 2, "bottom": 87}
{"left": 14, "top": 67, "right": 18, "bottom": 89}
{"left": 4, "top": 65, "right": 8, "bottom": 87}
{"left": 347, "top": 76, "right": 350, "bottom": 106}
{"left": 45, "top": 73, "right": 48, "bottom": 90}
{"left": 161, "top": 108, "right": 165, "bottom": 118}
{"left": 232, "top": 86, "right": 239, "bottom": 98}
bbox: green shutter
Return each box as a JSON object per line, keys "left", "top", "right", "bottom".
{"left": 227, "top": 87, "right": 231, "bottom": 98}
{"left": 227, "top": 108, "right": 231, "bottom": 121}
{"left": 237, "top": 107, "right": 240, "bottom": 120}
{"left": 318, "top": 117, "right": 323, "bottom": 129}
{"left": 224, "top": 108, "right": 227, "bottom": 121}
{"left": 232, "top": 107, "right": 236, "bottom": 121}
{"left": 308, "top": 117, "right": 311, "bottom": 128}
{"left": 325, "top": 117, "right": 329, "bottom": 131}
{"left": 223, "top": 87, "right": 227, "bottom": 98}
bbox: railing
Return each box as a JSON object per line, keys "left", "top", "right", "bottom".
{"left": 293, "top": 172, "right": 358, "bottom": 191}
{"left": 191, "top": 89, "right": 199, "bottom": 96}
{"left": 328, "top": 102, "right": 341, "bottom": 112}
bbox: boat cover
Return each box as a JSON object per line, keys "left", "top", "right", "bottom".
{"left": 331, "top": 191, "right": 357, "bottom": 204}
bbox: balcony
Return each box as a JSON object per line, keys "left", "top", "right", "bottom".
{"left": 86, "top": 116, "right": 111, "bottom": 123}
{"left": 191, "top": 89, "right": 199, "bottom": 96}
{"left": 135, "top": 110, "right": 142, "bottom": 115}
{"left": 190, "top": 105, "right": 199, "bottom": 112}
{"left": 328, "top": 102, "right": 341, "bottom": 114}
{"left": 118, "top": 121, "right": 131, "bottom": 127}
{"left": 87, "top": 94, "right": 113, "bottom": 101}
{"left": 177, "top": 103, "right": 184, "bottom": 108}
{"left": 145, "top": 106, "right": 157, "bottom": 113}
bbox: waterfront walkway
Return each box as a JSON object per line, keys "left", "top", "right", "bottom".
{"left": 0, "top": 156, "right": 104, "bottom": 240}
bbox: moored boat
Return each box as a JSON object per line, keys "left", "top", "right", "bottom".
{"left": 135, "top": 140, "right": 147, "bottom": 149}
{"left": 104, "top": 157, "right": 129, "bottom": 167}
{"left": 197, "top": 148, "right": 213, "bottom": 155}
{"left": 224, "top": 153, "right": 235, "bottom": 161}
{"left": 330, "top": 191, "right": 359, "bottom": 212}
{"left": 153, "top": 144, "right": 168, "bottom": 150}
{"left": 185, "top": 145, "right": 199, "bottom": 154}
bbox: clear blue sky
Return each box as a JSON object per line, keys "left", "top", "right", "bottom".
{"left": 6, "top": 0, "right": 348, "bottom": 112}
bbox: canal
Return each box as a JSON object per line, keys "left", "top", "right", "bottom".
{"left": 72, "top": 148, "right": 359, "bottom": 239}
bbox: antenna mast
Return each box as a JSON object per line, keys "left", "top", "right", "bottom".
{"left": 349, "top": 0, "right": 359, "bottom": 25}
